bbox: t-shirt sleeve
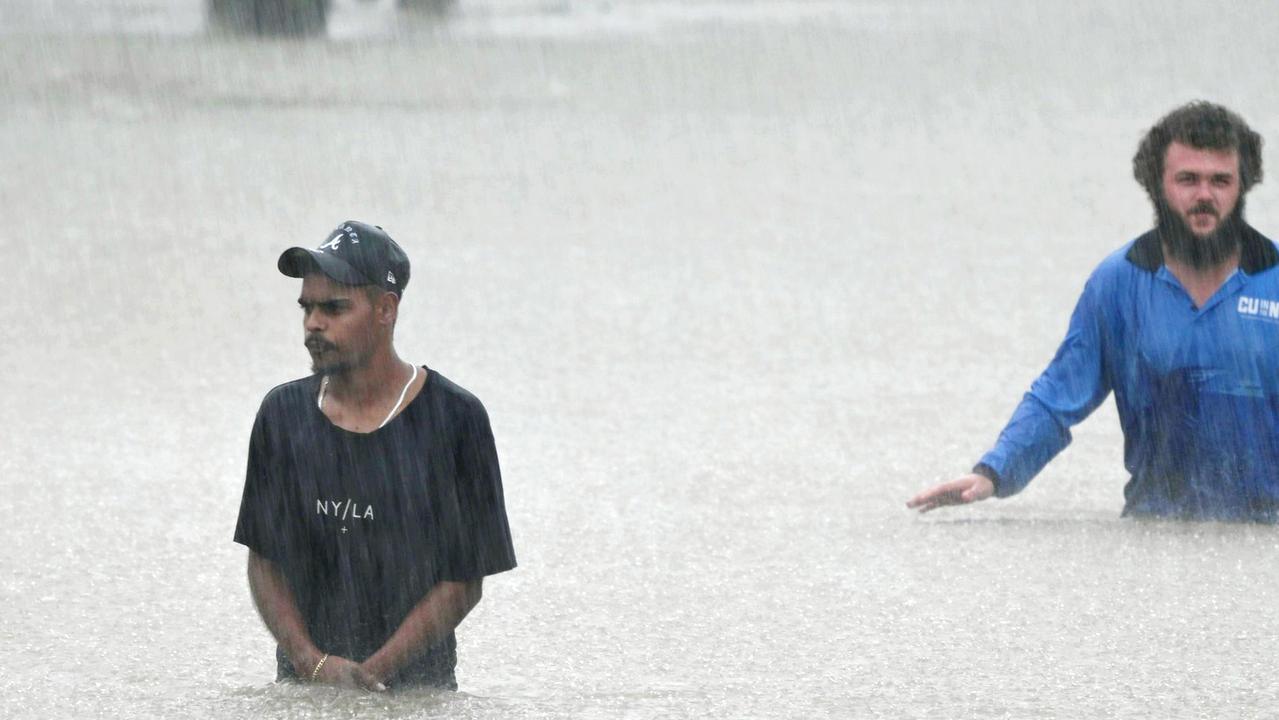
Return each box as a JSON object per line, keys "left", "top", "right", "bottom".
{"left": 233, "top": 406, "right": 290, "bottom": 561}
{"left": 441, "top": 398, "right": 517, "bottom": 581}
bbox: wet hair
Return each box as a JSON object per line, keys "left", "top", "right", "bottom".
{"left": 1132, "top": 101, "right": 1263, "bottom": 202}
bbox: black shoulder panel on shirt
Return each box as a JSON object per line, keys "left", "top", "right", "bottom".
{"left": 1125, "top": 230, "right": 1163, "bottom": 271}
{"left": 1240, "top": 225, "right": 1279, "bottom": 273}
{"left": 1125, "top": 224, "right": 1279, "bottom": 274}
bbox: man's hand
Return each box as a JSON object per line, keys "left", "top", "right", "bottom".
{"left": 360, "top": 579, "right": 482, "bottom": 685}
{"left": 313, "top": 655, "right": 386, "bottom": 692}
{"left": 906, "top": 473, "right": 994, "bottom": 513}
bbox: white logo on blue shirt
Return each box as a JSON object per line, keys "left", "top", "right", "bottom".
{"left": 1238, "top": 296, "right": 1279, "bottom": 323}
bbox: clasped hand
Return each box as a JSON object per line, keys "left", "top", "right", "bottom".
{"left": 312, "top": 655, "right": 387, "bottom": 692}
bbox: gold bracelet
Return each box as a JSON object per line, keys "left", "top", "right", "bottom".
{"left": 310, "top": 653, "right": 330, "bottom": 682}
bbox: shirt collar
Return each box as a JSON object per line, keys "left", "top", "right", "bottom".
{"left": 1126, "top": 224, "right": 1279, "bottom": 274}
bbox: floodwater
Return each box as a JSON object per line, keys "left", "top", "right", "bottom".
{"left": 3, "top": 1, "right": 1279, "bottom": 717}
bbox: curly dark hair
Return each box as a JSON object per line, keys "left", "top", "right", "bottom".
{"left": 1132, "top": 101, "right": 1263, "bottom": 202}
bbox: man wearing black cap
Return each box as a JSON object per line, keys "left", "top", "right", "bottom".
{"left": 234, "top": 221, "right": 516, "bottom": 690}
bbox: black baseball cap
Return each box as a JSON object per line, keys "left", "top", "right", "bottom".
{"left": 278, "top": 221, "right": 410, "bottom": 296}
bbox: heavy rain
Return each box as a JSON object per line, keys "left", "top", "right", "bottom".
{"left": 3, "top": 0, "right": 1279, "bottom": 717}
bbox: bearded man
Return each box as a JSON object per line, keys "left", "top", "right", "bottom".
{"left": 234, "top": 221, "right": 516, "bottom": 690}
{"left": 908, "top": 101, "right": 1279, "bottom": 521}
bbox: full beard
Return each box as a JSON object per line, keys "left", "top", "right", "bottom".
{"left": 1155, "top": 195, "right": 1246, "bottom": 270}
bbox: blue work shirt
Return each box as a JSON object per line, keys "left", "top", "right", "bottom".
{"left": 976, "top": 225, "right": 1279, "bottom": 521}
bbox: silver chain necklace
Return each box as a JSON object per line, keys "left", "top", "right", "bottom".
{"left": 317, "top": 362, "right": 418, "bottom": 429}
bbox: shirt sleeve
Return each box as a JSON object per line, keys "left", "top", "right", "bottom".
{"left": 233, "top": 406, "right": 290, "bottom": 561}
{"left": 440, "top": 397, "right": 517, "bottom": 581}
{"left": 978, "top": 276, "right": 1113, "bottom": 497}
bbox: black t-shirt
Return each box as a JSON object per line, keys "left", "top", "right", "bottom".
{"left": 234, "top": 368, "right": 516, "bottom": 688}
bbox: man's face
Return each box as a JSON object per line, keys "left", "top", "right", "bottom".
{"left": 1160, "top": 141, "right": 1241, "bottom": 239}
{"left": 298, "top": 273, "right": 377, "bottom": 376}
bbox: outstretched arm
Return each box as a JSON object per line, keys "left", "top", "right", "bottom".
{"left": 246, "top": 550, "right": 383, "bottom": 690}
{"left": 361, "top": 579, "right": 483, "bottom": 685}
{"left": 906, "top": 473, "right": 995, "bottom": 513}
{"left": 907, "top": 271, "right": 1113, "bottom": 512}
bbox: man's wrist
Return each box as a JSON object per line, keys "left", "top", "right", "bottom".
{"left": 288, "top": 645, "right": 325, "bottom": 680}
{"left": 309, "top": 653, "right": 331, "bottom": 682}
{"left": 971, "top": 463, "right": 1002, "bottom": 493}
{"left": 360, "top": 655, "right": 390, "bottom": 685}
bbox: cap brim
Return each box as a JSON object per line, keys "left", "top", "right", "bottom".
{"left": 277, "top": 247, "right": 370, "bottom": 286}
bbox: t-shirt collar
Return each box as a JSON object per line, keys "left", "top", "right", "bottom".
{"left": 1126, "top": 223, "right": 1279, "bottom": 274}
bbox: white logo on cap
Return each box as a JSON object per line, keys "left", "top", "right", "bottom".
{"left": 387, "top": 271, "right": 396, "bottom": 284}
{"left": 318, "top": 234, "right": 343, "bottom": 252}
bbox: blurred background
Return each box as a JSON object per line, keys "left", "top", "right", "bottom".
{"left": 2, "top": 1, "right": 1279, "bottom": 718}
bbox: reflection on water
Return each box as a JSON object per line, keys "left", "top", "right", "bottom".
{"left": 3, "top": 1, "right": 1279, "bottom": 718}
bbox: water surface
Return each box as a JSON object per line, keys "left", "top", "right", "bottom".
{"left": 3, "top": 1, "right": 1279, "bottom": 717}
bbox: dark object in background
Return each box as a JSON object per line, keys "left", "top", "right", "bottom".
{"left": 208, "top": 0, "right": 329, "bottom": 36}
{"left": 208, "top": 0, "right": 457, "bottom": 36}
{"left": 401, "top": 0, "right": 456, "bottom": 13}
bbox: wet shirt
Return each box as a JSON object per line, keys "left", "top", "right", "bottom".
{"left": 234, "top": 369, "right": 516, "bottom": 687}
{"left": 977, "top": 226, "right": 1279, "bottom": 521}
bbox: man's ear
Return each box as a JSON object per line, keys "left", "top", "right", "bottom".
{"left": 378, "top": 292, "right": 400, "bottom": 326}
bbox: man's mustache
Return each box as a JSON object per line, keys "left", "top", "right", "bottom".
{"left": 305, "top": 335, "right": 335, "bottom": 352}
{"left": 1189, "top": 202, "right": 1218, "bottom": 218}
